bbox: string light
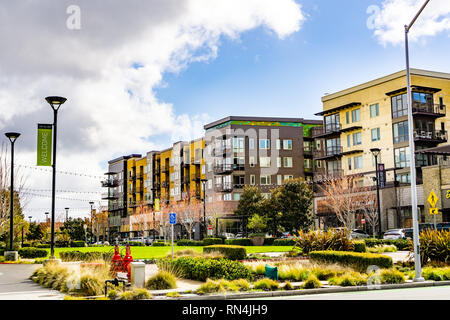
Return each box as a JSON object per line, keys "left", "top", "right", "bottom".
{"left": 16, "top": 164, "right": 105, "bottom": 180}
{"left": 21, "top": 188, "right": 102, "bottom": 194}
{"left": 21, "top": 191, "right": 102, "bottom": 202}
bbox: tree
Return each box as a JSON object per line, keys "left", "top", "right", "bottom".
{"left": 60, "top": 218, "right": 86, "bottom": 242}
{"left": 362, "top": 193, "right": 379, "bottom": 237}
{"left": 269, "top": 178, "right": 314, "bottom": 233}
{"left": 27, "top": 222, "right": 45, "bottom": 241}
{"left": 319, "top": 175, "right": 367, "bottom": 232}
{"left": 92, "top": 208, "right": 108, "bottom": 242}
{"left": 247, "top": 214, "right": 268, "bottom": 235}
{"left": 176, "top": 190, "right": 202, "bottom": 240}
{"left": 234, "top": 186, "right": 263, "bottom": 218}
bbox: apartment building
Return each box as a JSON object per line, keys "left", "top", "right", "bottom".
{"left": 203, "top": 116, "right": 322, "bottom": 215}
{"left": 313, "top": 69, "right": 450, "bottom": 231}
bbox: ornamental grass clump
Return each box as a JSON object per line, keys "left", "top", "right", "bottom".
{"left": 283, "top": 281, "right": 295, "bottom": 290}
{"left": 367, "top": 245, "right": 397, "bottom": 254}
{"left": 294, "top": 228, "right": 354, "bottom": 255}
{"left": 278, "top": 264, "right": 310, "bottom": 281}
{"left": 422, "top": 267, "right": 450, "bottom": 281}
{"left": 379, "top": 268, "right": 405, "bottom": 284}
{"left": 145, "top": 271, "right": 177, "bottom": 290}
{"left": 253, "top": 278, "right": 279, "bottom": 291}
{"left": 418, "top": 229, "right": 450, "bottom": 265}
{"left": 301, "top": 274, "right": 322, "bottom": 289}
{"left": 328, "top": 272, "right": 367, "bottom": 287}
{"left": 118, "top": 288, "right": 152, "bottom": 300}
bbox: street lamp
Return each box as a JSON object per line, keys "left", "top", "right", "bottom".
{"left": 45, "top": 212, "right": 49, "bottom": 225}
{"left": 45, "top": 96, "right": 67, "bottom": 260}
{"left": 65, "top": 207, "right": 69, "bottom": 223}
{"left": 370, "top": 148, "right": 382, "bottom": 237}
{"left": 404, "top": 0, "right": 429, "bottom": 283}
{"left": 5, "top": 132, "right": 20, "bottom": 258}
{"left": 89, "top": 201, "right": 94, "bottom": 244}
{"left": 200, "top": 178, "right": 208, "bottom": 240}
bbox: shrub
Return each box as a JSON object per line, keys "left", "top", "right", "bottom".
{"left": 302, "top": 274, "right": 322, "bottom": 289}
{"left": 311, "top": 266, "right": 345, "bottom": 280}
{"left": 71, "top": 241, "right": 86, "bottom": 247}
{"left": 145, "top": 271, "right": 177, "bottom": 290}
{"left": 309, "top": 251, "right": 393, "bottom": 273}
{"left": 283, "top": 281, "right": 294, "bottom": 290}
{"left": 231, "top": 279, "right": 250, "bottom": 291}
{"left": 18, "top": 247, "right": 48, "bottom": 258}
{"left": 419, "top": 229, "right": 450, "bottom": 265}
{"left": 166, "top": 291, "right": 181, "bottom": 297}
{"left": 273, "top": 239, "right": 296, "bottom": 246}
{"left": 328, "top": 272, "right": 367, "bottom": 287}
{"left": 422, "top": 267, "right": 450, "bottom": 281}
{"left": 203, "top": 238, "right": 223, "bottom": 246}
{"left": 225, "top": 238, "right": 253, "bottom": 246}
{"left": 253, "top": 278, "right": 279, "bottom": 291}
{"left": 293, "top": 229, "right": 353, "bottom": 254}
{"left": 278, "top": 265, "right": 310, "bottom": 281}
{"left": 164, "top": 257, "right": 253, "bottom": 281}
{"left": 364, "top": 238, "right": 411, "bottom": 251}
{"left": 35, "top": 243, "right": 50, "bottom": 248}
{"left": 79, "top": 274, "right": 105, "bottom": 296}
{"left": 263, "top": 238, "right": 276, "bottom": 246}
{"left": 203, "top": 245, "right": 246, "bottom": 260}
{"left": 59, "top": 251, "right": 113, "bottom": 262}
{"left": 172, "top": 249, "right": 199, "bottom": 258}
{"left": 177, "top": 239, "right": 203, "bottom": 246}
{"left": 21, "top": 242, "right": 32, "bottom": 248}
{"left": 107, "top": 289, "right": 119, "bottom": 299}
{"left": 380, "top": 269, "right": 405, "bottom": 284}
{"left": 352, "top": 240, "right": 366, "bottom": 253}
{"left": 152, "top": 241, "right": 169, "bottom": 246}
{"left": 118, "top": 288, "right": 152, "bottom": 300}
{"left": 367, "top": 244, "right": 397, "bottom": 254}
{"left": 127, "top": 242, "right": 145, "bottom": 246}
{"left": 197, "top": 279, "right": 226, "bottom": 294}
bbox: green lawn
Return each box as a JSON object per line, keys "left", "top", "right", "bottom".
{"left": 44, "top": 245, "right": 293, "bottom": 259}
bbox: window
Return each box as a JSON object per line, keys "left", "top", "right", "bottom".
{"left": 250, "top": 175, "right": 255, "bottom": 185}
{"left": 347, "top": 134, "right": 351, "bottom": 147}
{"left": 316, "top": 160, "right": 322, "bottom": 168}
{"left": 304, "top": 159, "right": 311, "bottom": 169}
{"left": 277, "top": 157, "right": 282, "bottom": 167}
{"left": 249, "top": 156, "right": 255, "bottom": 167}
{"left": 351, "top": 109, "right": 361, "bottom": 122}
{"left": 217, "top": 194, "right": 222, "bottom": 201}
{"left": 370, "top": 104, "right": 379, "bottom": 118}
{"left": 393, "top": 121, "right": 409, "bottom": 144}
{"left": 352, "top": 132, "right": 362, "bottom": 145}
{"left": 262, "top": 193, "right": 270, "bottom": 199}
{"left": 324, "top": 113, "right": 340, "bottom": 132}
{"left": 276, "top": 139, "right": 281, "bottom": 150}
{"left": 284, "top": 175, "right": 293, "bottom": 182}
{"left": 283, "top": 139, "right": 292, "bottom": 150}
{"left": 371, "top": 128, "right": 380, "bottom": 141}
{"left": 233, "top": 193, "right": 241, "bottom": 201}
{"left": 326, "top": 138, "right": 341, "bottom": 155}
{"left": 207, "top": 180, "right": 212, "bottom": 189}
{"left": 170, "top": 173, "right": 174, "bottom": 181}
{"left": 354, "top": 156, "right": 363, "bottom": 169}
{"left": 394, "top": 147, "right": 410, "bottom": 168}
{"left": 259, "top": 139, "right": 270, "bottom": 149}
{"left": 249, "top": 138, "right": 255, "bottom": 150}
{"left": 277, "top": 175, "right": 282, "bottom": 185}
{"left": 348, "top": 158, "right": 352, "bottom": 170}
{"left": 260, "top": 175, "right": 271, "bottom": 185}
{"left": 396, "top": 173, "right": 411, "bottom": 184}
{"left": 201, "top": 165, "right": 205, "bottom": 174}
{"left": 391, "top": 93, "right": 408, "bottom": 118}
{"left": 233, "top": 137, "right": 244, "bottom": 153}
{"left": 346, "top": 111, "right": 350, "bottom": 124}
{"left": 233, "top": 157, "right": 245, "bottom": 170}
{"left": 260, "top": 157, "right": 271, "bottom": 167}
{"left": 283, "top": 157, "right": 293, "bottom": 168}
{"left": 223, "top": 194, "right": 232, "bottom": 201}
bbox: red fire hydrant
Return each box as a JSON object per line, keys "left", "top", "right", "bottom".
{"left": 111, "top": 245, "right": 123, "bottom": 274}
{"left": 121, "top": 245, "right": 133, "bottom": 281}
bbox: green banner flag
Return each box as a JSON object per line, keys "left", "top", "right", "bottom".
{"left": 37, "top": 124, "right": 52, "bottom": 166}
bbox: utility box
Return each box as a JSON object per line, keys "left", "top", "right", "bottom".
{"left": 130, "top": 262, "right": 146, "bottom": 288}
{"left": 265, "top": 265, "right": 278, "bottom": 280}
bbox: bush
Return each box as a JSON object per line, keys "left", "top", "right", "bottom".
{"left": 231, "top": 279, "right": 250, "bottom": 291}
{"left": 253, "top": 278, "right": 279, "bottom": 291}
{"left": 18, "top": 247, "right": 48, "bottom": 258}
{"left": 273, "top": 239, "right": 296, "bottom": 246}
{"left": 422, "top": 267, "right": 450, "bottom": 281}
{"left": 145, "top": 271, "right": 177, "bottom": 290}
{"left": 119, "top": 288, "right": 152, "bottom": 300}
{"left": 35, "top": 243, "right": 50, "bottom": 248}
{"left": 203, "top": 238, "right": 223, "bottom": 246}
{"left": 352, "top": 240, "right": 366, "bottom": 253}
{"left": 152, "top": 241, "right": 169, "bottom": 246}
{"left": 283, "top": 281, "right": 294, "bottom": 290}
{"left": 203, "top": 245, "right": 247, "bottom": 260}
{"left": 380, "top": 269, "right": 405, "bottom": 284}
{"left": 59, "top": 251, "right": 113, "bottom": 262}
{"left": 328, "top": 272, "right": 367, "bottom": 287}
{"left": 79, "top": 274, "right": 105, "bottom": 296}
{"left": 364, "top": 238, "right": 411, "bottom": 251}
{"left": 225, "top": 238, "right": 253, "bottom": 246}
{"left": 302, "top": 274, "right": 322, "bottom": 289}
{"left": 309, "top": 251, "right": 393, "bottom": 273}
{"left": 367, "top": 245, "right": 397, "bottom": 254}
{"left": 164, "top": 257, "right": 253, "bottom": 281}
{"left": 177, "top": 239, "right": 203, "bottom": 246}
{"left": 107, "top": 289, "right": 118, "bottom": 299}
{"left": 263, "top": 238, "right": 276, "bottom": 246}
{"left": 419, "top": 229, "right": 450, "bottom": 265}
{"left": 278, "top": 265, "right": 310, "bottom": 281}
{"left": 293, "top": 229, "right": 354, "bottom": 254}
{"left": 166, "top": 292, "right": 181, "bottom": 298}
{"left": 21, "top": 242, "right": 32, "bottom": 248}
{"left": 71, "top": 241, "right": 86, "bottom": 247}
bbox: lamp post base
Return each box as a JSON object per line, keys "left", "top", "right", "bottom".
{"left": 4, "top": 251, "right": 19, "bottom": 261}
{"left": 413, "top": 277, "right": 425, "bottom": 282}
{"left": 43, "top": 257, "right": 62, "bottom": 266}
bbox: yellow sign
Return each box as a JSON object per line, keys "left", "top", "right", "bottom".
{"left": 427, "top": 191, "right": 438, "bottom": 208}
{"left": 155, "top": 198, "right": 160, "bottom": 212}
{"left": 447, "top": 190, "right": 450, "bottom": 199}
{"left": 429, "top": 208, "right": 439, "bottom": 215}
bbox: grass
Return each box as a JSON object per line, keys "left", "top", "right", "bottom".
{"left": 42, "top": 246, "right": 292, "bottom": 260}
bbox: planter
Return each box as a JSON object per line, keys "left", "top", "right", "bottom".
{"left": 250, "top": 236, "right": 265, "bottom": 246}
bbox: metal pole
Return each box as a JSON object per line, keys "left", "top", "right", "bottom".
{"left": 50, "top": 108, "right": 57, "bottom": 259}
{"left": 203, "top": 181, "right": 206, "bottom": 239}
{"left": 374, "top": 155, "right": 382, "bottom": 236}
{"left": 171, "top": 224, "right": 174, "bottom": 260}
{"left": 9, "top": 140, "right": 15, "bottom": 251}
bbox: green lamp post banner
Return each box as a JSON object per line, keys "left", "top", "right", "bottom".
{"left": 37, "top": 124, "right": 52, "bottom": 166}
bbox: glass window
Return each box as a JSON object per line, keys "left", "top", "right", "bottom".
{"left": 277, "top": 157, "right": 281, "bottom": 168}
{"left": 249, "top": 138, "right": 254, "bottom": 150}
{"left": 284, "top": 175, "right": 293, "bottom": 182}
{"left": 224, "top": 194, "right": 232, "bottom": 201}
{"left": 276, "top": 139, "right": 281, "bottom": 150}
{"left": 277, "top": 175, "right": 282, "bottom": 185}
{"left": 352, "top": 132, "right": 362, "bottom": 145}
{"left": 393, "top": 121, "right": 409, "bottom": 144}
{"left": 346, "top": 111, "right": 350, "bottom": 124}
{"left": 324, "top": 113, "right": 340, "bottom": 132}
{"left": 354, "top": 156, "right": 363, "bottom": 169}
{"left": 283, "top": 139, "right": 292, "bottom": 150}
{"left": 283, "top": 157, "right": 293, "bottom": 168}
{"left": 233, "top": 137, "right": 244, "bottom": 153}
{"left": 259, "top": 139, "right": 270, "bottom": 149}
{"left": 396, "top": 173, "right": 411, "bottom": 184}
{"left": 233, "top": 193, "right": 241, "bottom": 201}
{"left": 347, "top": 134, "right": 351, "bottom": 147}
{"left": 391, "top": 94, "right": 408, "bottom": 118}
{"left": 348, "top": 158, "right": 352, "bottom": 170}
{"left": 260, "top": 175, "right": 271, "bottom": 185}
{"left": 371, "top": 128, "right": 380, "bottom": 141}
{"left": 260, "top": 157, "right": 271, "bottom": 167}
{"left": 250, "top": 175, "right": 255, "bottom": 185}
{"left": 351, "top": 109, "right": 361, "bottom": 122}
{"left": 394, "top": 147, "right": 410, "bottom": 168}
{"left": 370, "top": 104, "right": 379, "bottom": 118}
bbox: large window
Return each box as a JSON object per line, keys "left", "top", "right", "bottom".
{"left": 283, "top": 157, "right": 293, "bottom": 168}
{"left": 394, "top": 147, "right": 410, "bottom": 168}
{"left": 393, "top": 121, "right": 409, "bottom": 144}
{"left": 233, "top": 157, "right": 245, "bottom": 170}
{"left": 391, "top": 93, "right": 408, "bottom": 118}
{"left": 283, "top": 139, "right": 292, "bottom": 150}
{"left": 260, "top": 175, "right": 271, "bottom": 185}
{"left": 326, "top": 138, "right": 341, "bottom": 155}
{"left": 351, "top": 109, "right": 361, "bottom": 122}
{"left": 352, "top": 132, "right": 362, "bottom": 145}
{"left": 259, "top": 139, "right": 270, "bottom": 150}
{"left": 370, "top": 104, "right": 379, "bottom": 118}
{"left": 324, "top": 113, "right": 340, "bottom": 132}
{"left": 249, "top": 138, "right": 255, "bottom": 150}
{"left": 371, "top": 128, "right": 380, "bottom": 141}
{"left": 353, "top": 156, "right": 363, "bottom": 169}
{"left": 233, "top": 137, "right": 244, "bottom": 153}
{"left": 260, "top": 157, "right": 271, "bottom": 167}
{"left": 396, "top": 173, "right": 411, "bottom": 184}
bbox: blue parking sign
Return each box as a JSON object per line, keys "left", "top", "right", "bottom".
{"left": 169, "top": 213, "right": 176, "bottom": 224}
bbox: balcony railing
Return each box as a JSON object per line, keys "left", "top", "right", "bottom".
{"left": 101, "top": 178, "right": 119, "bottom": 188}
{"left": 191, "top": 157, "right": 202, "bottom": 165}
{"left": 311, "top": 123, "right": 341, "bottom": 138}
{"left": 214, "top": 164, "right": 233, "bottom": 174}
{"left": 414, "top": 130, "right": 447, "bottom": 143}
{"left": 102, "top": 191, "right": 118, "bottom": 200}
{"left": 162, "top": 181, "right": 170, "bottom": 188}
{"left": 313, "top": 169, "right": 344, "bottom": 182}
{"left": 215, "top": 183, "right": 233, "bottom": 193}
{"left": 412, "top": 102, "right": 446, "bottom": 117}
{"left": 136, "top": 172, "right": 144, "bottom": 180}
{"left": 161, "top": 166, "right": 169, "bottom": 173}
{"left": 313, "top": 146, "right": 343, "bottom": 159}
{"left": 303, "top": 146, "right": 314, "bottom": 156}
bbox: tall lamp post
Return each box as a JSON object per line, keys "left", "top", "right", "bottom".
{"left": 45, "top": 212, "right": 49, "bottom": 225}
{"left": 65, "top": 207, "right": 69, "bottom": 223}
{"left": 89, "top": 201, "right": 94, "bottom": 244}
{"left": 200, "top": 178, "right": 207, "bottom": 240}
{"left": 45, "top": 96, "right": 67, "bottom": 260}
{"left": 405, "top": 0, "right": 430, "bottom": 283}
{"left": 5, "top": 132, "right": 20, "bottom": 260}
{"left": 370, "top": 148, "right": 382, "bottom": 237}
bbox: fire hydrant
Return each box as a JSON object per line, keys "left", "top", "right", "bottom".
{"left": 121, "top": 245, "right": 133, "bottom": 281}
{"left": 111, "top": 245, "right": 123, "bottom": 274}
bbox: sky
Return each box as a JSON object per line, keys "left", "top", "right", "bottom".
{"left": 0, "top": 0, "right": 449, "bottom": 221}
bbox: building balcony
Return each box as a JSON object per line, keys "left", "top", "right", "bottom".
{"left": 412, "top": 103, "right": 446, "bottom": 118}
{"left": 161, "top": 166, "right": 169, "bottom": 173}
{"left": 303, "top": 147, "right": 314, "bottom": 157}
{"left": 414, "top": 130, "right": 447, "bottom": 144}
{"left": 215, "top": 183, "right": 233, "bottom": 193}
{"left": 313, "top": 146, "right": 343, "bottom": 160}
{"left": 102, "top": 191, "right": 118, "bottom": 200}
{"left": 214, "top": 164, "right": 233, "bottom": 174}
{"left": 136, "top": 172, "right": 144, "bottom": 180}
{"left": 101, "top": 178, "right": 119, "bottom": 188}
{"left": 191, "top": 157, "right": 202, "bottom": 165}
{"left": 311, "top": 123, "right": 341, "bottom": 138}
{"left": 161, "top": 181, "right": 170, "bottom": 188}
{"left": 313, "top": 169, "right": 344, "bottom": 182}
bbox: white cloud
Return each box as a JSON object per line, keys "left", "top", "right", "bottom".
{"left": 0, "top": 0, "right": 304, "bottom": 219}
{"left": 371, "top": 0, "right": 450, "bottom": 46}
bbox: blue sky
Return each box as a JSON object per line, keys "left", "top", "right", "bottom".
{"left": 155, "top": 0, "right": 450, "bottom": 125}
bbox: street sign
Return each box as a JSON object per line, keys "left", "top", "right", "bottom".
{"left": 208, "top": 225, "right": 212, "bottom": 230}
{"left": 429, "top": 208, "right": 439, "bottom": 215}
{"left": 378, "top": 164, "right": 386, "bottom": 188}
{"left": 169, "top": 213, "right": 176, "bottom": 225}
{"left": 427, "top": 191, "right": 438, "bottom": 208}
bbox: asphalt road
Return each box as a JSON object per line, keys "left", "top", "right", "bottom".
{"left": 0, "top": 264, "right": 64, "bottom": 300}
{"left": 250, "top": 285, "right": 450, "bottom": 300}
